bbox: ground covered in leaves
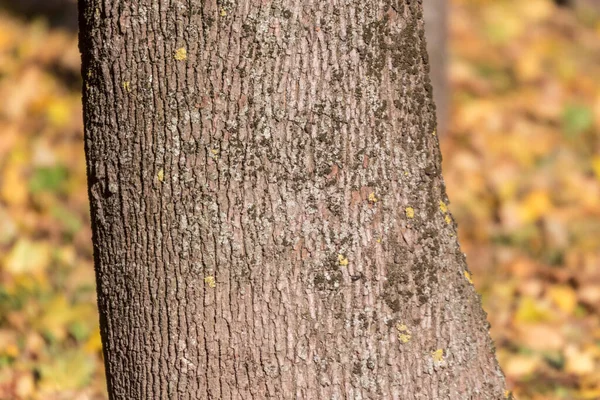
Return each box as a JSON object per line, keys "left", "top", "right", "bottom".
{"left": 0, "top": 0, "right": 599, "bottom": 399}
{"left": 446, "top": 1, "right": 600, "bottom": 399}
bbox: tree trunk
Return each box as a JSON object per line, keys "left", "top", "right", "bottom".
{"left": 423, "top": 0, "right": 448, "bottom": 136}
{"left": 79, "top": 1, "right": 507, "bottom": 399}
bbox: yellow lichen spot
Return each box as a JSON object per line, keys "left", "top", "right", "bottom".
{"left": 504, "top": 390, "right": 511, "bottom": 399}
{"left": 211, "top": 148, "right": 219, "bottom": 158}
{"left": 397, "top": 326, "right": 411, "bottom": 341}
{"left": 204, "top": 276, "right": 216, "bottom": 288}
{"left": 220, "top": 8, "right": 227, "bottom": 16}
{"left": 439, "top": 200, "right": 448, "bottom": 213}
{"left": 398, "top": 333, "right": 411, "bottom": 343}
{"left": 157, "top": 169, "right": 164, "bottom": 182}
{"left": 432, "top": 349, "right": 444, "bottom": 362}
{"left": 368, "top": 192, "right": 378, "bottom": 203}
{"left": 464, "top": 270, "right": 473, "bottom": 284}
{"left": 445, "top": 214, "right": 452, "bottom": 225}
{"left": 395, "top": 323, "right": 412, "bottom": 343}
{"left": 174, "top": 47, "right": 187, "bottom": 61}
{"left": 338, "top": 254, "right": 349, "bottom": 267}
{"left": 376, "top": 236, "right": 382, "bottom": 243}
{"left": 405, "top": 207, "right": 415, "bottom": 219}
{"left": 122, "top": 81, "right": 131, "bottom": 92}
{"left": 432, "top": 129, "right": 437, "bottom": 136}
{"left": 592, "top": 156, "right": 600, "bottom": 180}
{"left": 403, "top": 170, "right": 409, "bottom": 176}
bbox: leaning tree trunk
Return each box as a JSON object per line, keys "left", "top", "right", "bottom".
{"left": 79, "top": 1, "right": 507, "bottom": 399}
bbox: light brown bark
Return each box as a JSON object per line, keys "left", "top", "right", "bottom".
{"left": 79, "top": 1, "right": 507, "bottom": 399}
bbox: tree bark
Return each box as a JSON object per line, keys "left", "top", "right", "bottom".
{"left": 423, "top": 0, "right": 448, "bottom": 136}
{"left": 79, "top": 1, "right": 507, "bottom": 399}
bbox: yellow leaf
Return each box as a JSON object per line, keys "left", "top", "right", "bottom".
{"left": 547, "top": 285, "right": 577, "bottom": 314}
{"left": 38, "top": 350, "right": 96, "bottom": 391}
{"left": 577, "top": 388, "right": 600, "bottom": 400}
{"left": 3, "top": 239, "right": 51, "bottom": 275}
{"left": 84, "top": 329, "right": 103, "bottom": 354}
{"left": 0, "top": 206, "right": 17, "bottom": 245}
{"left": 37, "top": 295, "right": 72, "bottom": 341}
{"left": 592, "top": 156, "right": 600, "bottom": 181}
{"left": 0, "top": 330, "right": 18, "bottom": 357}
{"left": 565, "top": 347, "right": 595, "bottom": 375}
{"left": 1, "top": 160, "right": 27, "bottom": 206}
{"left": 15, "top": 373, "right": 35, "bottom": 399}
{"left": 15, "top": 373, "right": 35, "bottom": 398}
{"left": 504, "top": 354, "right": 539, "bottom": 378}
{"left": 483, "top": 5, "right": 524, "bottom": 44}
{"left": 515, "top": 297, "right": 555, "bottom": 323}
{"left": 515, "top": 49, "right": 542, "bottom": 82}
{"left": 518, "top": 190, "right": 552, "bottom": 223}
{"left": 520, "top": 0, "right": 553, "bottom": 22}
{"left": 46, "top": 97, "right": 71, "bottom": 128}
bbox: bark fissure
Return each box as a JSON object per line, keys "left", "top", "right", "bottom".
{"left": 80, "top": 0, "right": 507, "bottom": 398}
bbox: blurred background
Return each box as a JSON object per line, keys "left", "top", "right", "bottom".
{"left": 1, "top": 0, "right": 600, "bottom": 399}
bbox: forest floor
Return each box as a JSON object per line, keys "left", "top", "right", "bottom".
{"left": 444, "top": 1, "right": 600, "bottom": 399}
{"left": 1, "top": 0, "right": 599, "bottom": 399}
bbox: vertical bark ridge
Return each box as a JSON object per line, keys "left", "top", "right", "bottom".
{"left": 79, "top": 0, "right": 507, "bottom": 398}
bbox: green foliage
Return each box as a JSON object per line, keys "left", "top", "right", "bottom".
{"left": 562, "top": 104, "right": 593, "bottom": 137}
{"left": 29, "top": 165, "right": 68, "bottom": 194}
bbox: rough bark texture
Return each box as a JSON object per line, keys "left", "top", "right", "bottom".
{"left": 423, "top": 0, "right": 447, "bottom": 136}
{"left": 79, "top": 1, "right": 507, "bottom": 399}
